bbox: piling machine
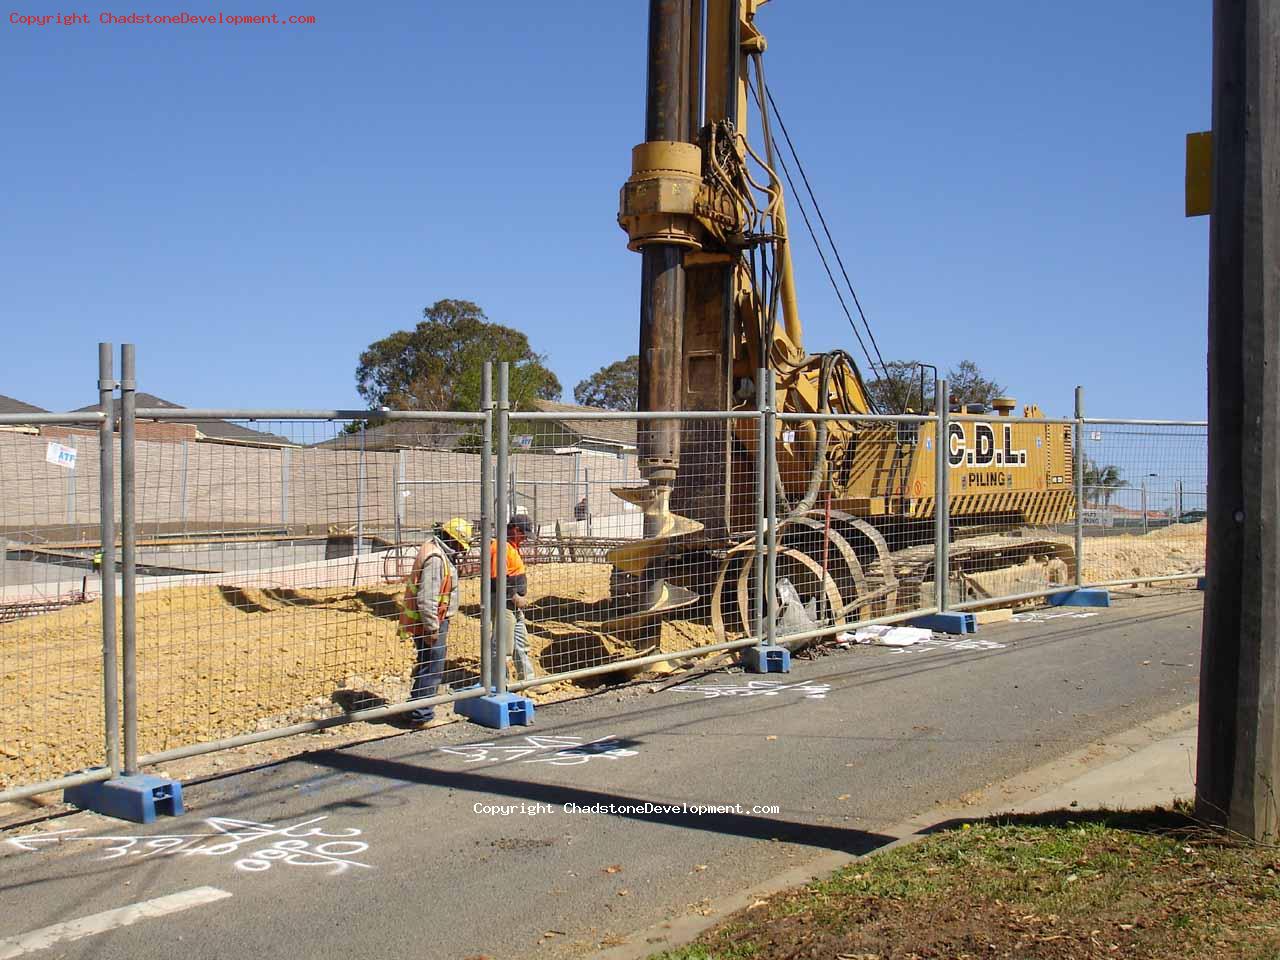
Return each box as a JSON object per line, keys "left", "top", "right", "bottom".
{"left": 609, "top": 0, "right": 1077, "bottom": 637}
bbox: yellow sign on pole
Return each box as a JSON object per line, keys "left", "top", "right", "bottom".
{"left": 1186, "top": 131, "right": 1213, "bottom": 217}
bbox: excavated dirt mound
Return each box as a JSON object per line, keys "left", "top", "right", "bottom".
{"left": 958, "top": 523, "right": 1205, "bottom": 601}
{"left": 1, "top": 526, "right": 1203, "bottom": 790}
{"left": 0, "top": 563, "right": 722, "bottom": 789}
{"left": 1070, "top": 520, "right": 1206, "bottom": 583}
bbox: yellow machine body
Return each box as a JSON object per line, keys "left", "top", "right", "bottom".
{"left": 766, "top": 411, "right": 1076, "bottom": 526}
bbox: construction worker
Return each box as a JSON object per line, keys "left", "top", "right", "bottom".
{"left": 490, "top": 514, "right": 536, "bottom": 681}
{"left": 398, "top": 516, "right": 472, "bottom": 728}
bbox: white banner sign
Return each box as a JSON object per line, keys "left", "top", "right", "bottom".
{"left": 45, "top": 441, "right": 78, "bottom": 469}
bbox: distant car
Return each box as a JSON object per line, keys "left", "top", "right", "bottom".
{"left": 1177, "top": 510, "right": 1207, "bottom": 524}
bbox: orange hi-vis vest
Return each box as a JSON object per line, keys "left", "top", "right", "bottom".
{"left": 489, "top": 541, "right": 526, "bottom": 578}
{"left": 489, "top": 540, "right": 528, "bottom": 611}
{"left": 398, "top": 540, "right": 456, "bottom": 640}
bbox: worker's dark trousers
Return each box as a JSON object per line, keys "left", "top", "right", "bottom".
{"left": 408, "top": 618, "right": 450, "bottom": 721}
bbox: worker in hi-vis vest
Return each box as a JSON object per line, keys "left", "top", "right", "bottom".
{"left": 490, "top": 514, "right": 536, "bottom": 681}
{"left": 398, "top": 517, "right": 472, "bottom": 727}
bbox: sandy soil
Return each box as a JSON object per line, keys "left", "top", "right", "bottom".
{"left": 0, "top": 563, "right": 721, "bottom": 790}
{"left": 1075, "top": 520, "right": 1206, "bottom": 582}
{"left": 0, "top": 524, "right": 1204, "bottom": 793}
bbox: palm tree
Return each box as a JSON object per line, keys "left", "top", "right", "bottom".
{"left": 1083, "top": 460, "right": 1127, "bottom": 506}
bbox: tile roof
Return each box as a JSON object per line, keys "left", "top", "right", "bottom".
{"left": 0, "top": 394, "right": 49, "bottom": 417}
{"left": 73, "top": 393, "right": 293, "bottom": 447}
{"left": 528, "top": 399, "right": 636, "bottom": 448}
{"left": 312, "top": 400, "right": 638, "bottom": 451}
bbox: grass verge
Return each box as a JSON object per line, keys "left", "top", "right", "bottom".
{"left": 650, "top": 807, "right": 1280, "bottom": 960}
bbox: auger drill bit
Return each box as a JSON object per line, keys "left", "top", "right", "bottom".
{"left": 605, "top": 482, "right": 704, "bottom": 630}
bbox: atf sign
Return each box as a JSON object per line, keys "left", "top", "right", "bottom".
{"left": 45, "top": 441, "right": 77, "bottom": 469}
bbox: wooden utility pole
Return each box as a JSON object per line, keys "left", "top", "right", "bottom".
{"left": 1196, "top": 0, "right": 1280, "bottom": 841}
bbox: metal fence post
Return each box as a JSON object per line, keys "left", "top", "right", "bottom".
{"left": 572, "top": 451, "right": 581, "bottom": 523}
{"left": 65, "top": 436, "right": 78, "bottom": 525}
{"left": 280, "top": 446, "right": 290, "bottom": 527}
{"left": 98, "top": 343, "right": 120, "bottom": 777}
{"left": 394, "top": 448, "right": 405, "bottom": 546}
{"left": 494, "top": 362, "right": 510, "bottom": 694}
{"left": 480, "top": 363, "right": 495, "bottom": 693}
{"left": 1074, "top": 386, "right": 1085, "bottom": 587}
{"left": 765, "top": 372, "right": 778, "bottom": 647}
{"left": 119, "top": 343, "right": 138, "bottom": 776}
{"left": 754, "top": 369, "right": 768, "bottom": 640}
{"left": 179, "top": 439, "right": 189, "bottom": 527}
{"left": 934, "top": 378, "right": 950, "bottom": 613}
{"left": 355, "top": 422, "right": 366, "bottom": 557}
{"left": 509, "top": 461, "right": 518, "bottom": 525}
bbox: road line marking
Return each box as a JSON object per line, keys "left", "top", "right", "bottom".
{"left": 0, "top": 886, "right": 232, "bottom": 959}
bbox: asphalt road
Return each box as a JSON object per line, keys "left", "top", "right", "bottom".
{"left": 0, "top": 591, "right": 1203, "bottom": 960}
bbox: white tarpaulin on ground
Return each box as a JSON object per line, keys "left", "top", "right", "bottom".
{"left": 843, "top": 625, "right": 935, "bottom": 647}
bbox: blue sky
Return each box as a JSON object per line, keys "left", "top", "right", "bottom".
{"left": 1, "top": 1, "right": 1211, "bottom": 419}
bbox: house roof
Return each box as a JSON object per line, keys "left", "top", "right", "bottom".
{"left": 310, "top": 400, "right": 637, "bottom": 452}
{"left": 73, "top": 394, "right": 293, "bottom": 447}
{"left": 528, "top": 399, "right": 636, "bottom": 449}
{"left": 312, "top": 419, "right": 469, "bottom": 451}
{"left": 0, "top": 394, "right": 49, "bottom": 418}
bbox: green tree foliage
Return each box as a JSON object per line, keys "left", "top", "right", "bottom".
{"left": 355, "top": 299, "right": 562, "bottom": 413}
{"left": 867, "top": 360, "right": 932, "bottom": 413}
{"left": 947, "top": 360, "right": 1006, "bottom": 408}
{"left": 574, "top": 355, "right": 639, "bottom": 410}
{"left": 867, "top": 359, "right": 1007, "bottom": 413}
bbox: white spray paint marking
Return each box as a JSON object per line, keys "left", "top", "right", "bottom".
{"left": 1012, "top": 610, "right": 1102, "bottom": 623}
{"left": 0, "top": 886, "right": 231, "bottom": 959}
{"left": 5, "top": 816, "right": 371, "bottom": 876}
{"left": 888, "top": 636, "right": 1007, "bottom": 656}
{"left": 440, "top": 735, "right": 638, "bottom": 766}
{"left": 670, "top": 679, "right": 831, "bottom": 700}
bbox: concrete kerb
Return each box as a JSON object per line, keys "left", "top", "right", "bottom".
{"left": 593, "top": 702, "right": 1199, "bottom": 960}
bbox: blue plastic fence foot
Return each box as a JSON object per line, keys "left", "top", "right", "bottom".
{"left": 454, "top": 691, "right": 535, "bottom": 729}
{"left": 741, "top": 644, "right": 791, "bottom": 674}
{"left": 1197, "top": 577, "right": 1207, "bottom": 591}
{"left": 64, "top": 775, "right": 184, "bottom": 824}
{"left": 1048, "top": 588, "right": 1112, "bottom": 608}
{"left": 909, "top": 612, "right": 977, "bottom": 635}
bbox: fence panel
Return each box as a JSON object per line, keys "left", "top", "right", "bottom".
{"left": 772, "top": 411, "right": 943, "bottom": 638}
{"left": 1078, "top": 421, "right": 1208, "bottom": 587}
{"left": 124, "top": 414, "right": 488, "bottom": 765}
{"left": 0, "top": 418, "right": 111, "bottom": 798}
{"left": 504, "top": 411, "right": 765, "bottom": 691}
{"left": 3, "top": 360, "right": 1217, "bottom": 800}
{"left": 943, "top": 412, "right": 1079, "bottom": 608}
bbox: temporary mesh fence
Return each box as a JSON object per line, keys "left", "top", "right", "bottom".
{"left": 774, "top": 411, "right": 942, "bottom": 641}
{"left": 0, "top": 357, "right": 1213, "bottom": 801}
{"left": 1077, "top": 420, "right": 1208, "bottom": 587}
{"left": 0, "top": 412, "right": 113, "bottom": 798}
{"left": 125, "top": 413, "right": 489, "bottom": 766}
{"left": 503, "top": 411, "right": 767, "bottom": 691}
{"left": 943, "top": 410, "right": 1079, "bottom": 609}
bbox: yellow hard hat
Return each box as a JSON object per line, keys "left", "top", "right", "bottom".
{"left": 440, "top": 517, "right": 474, "bottom": 551}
